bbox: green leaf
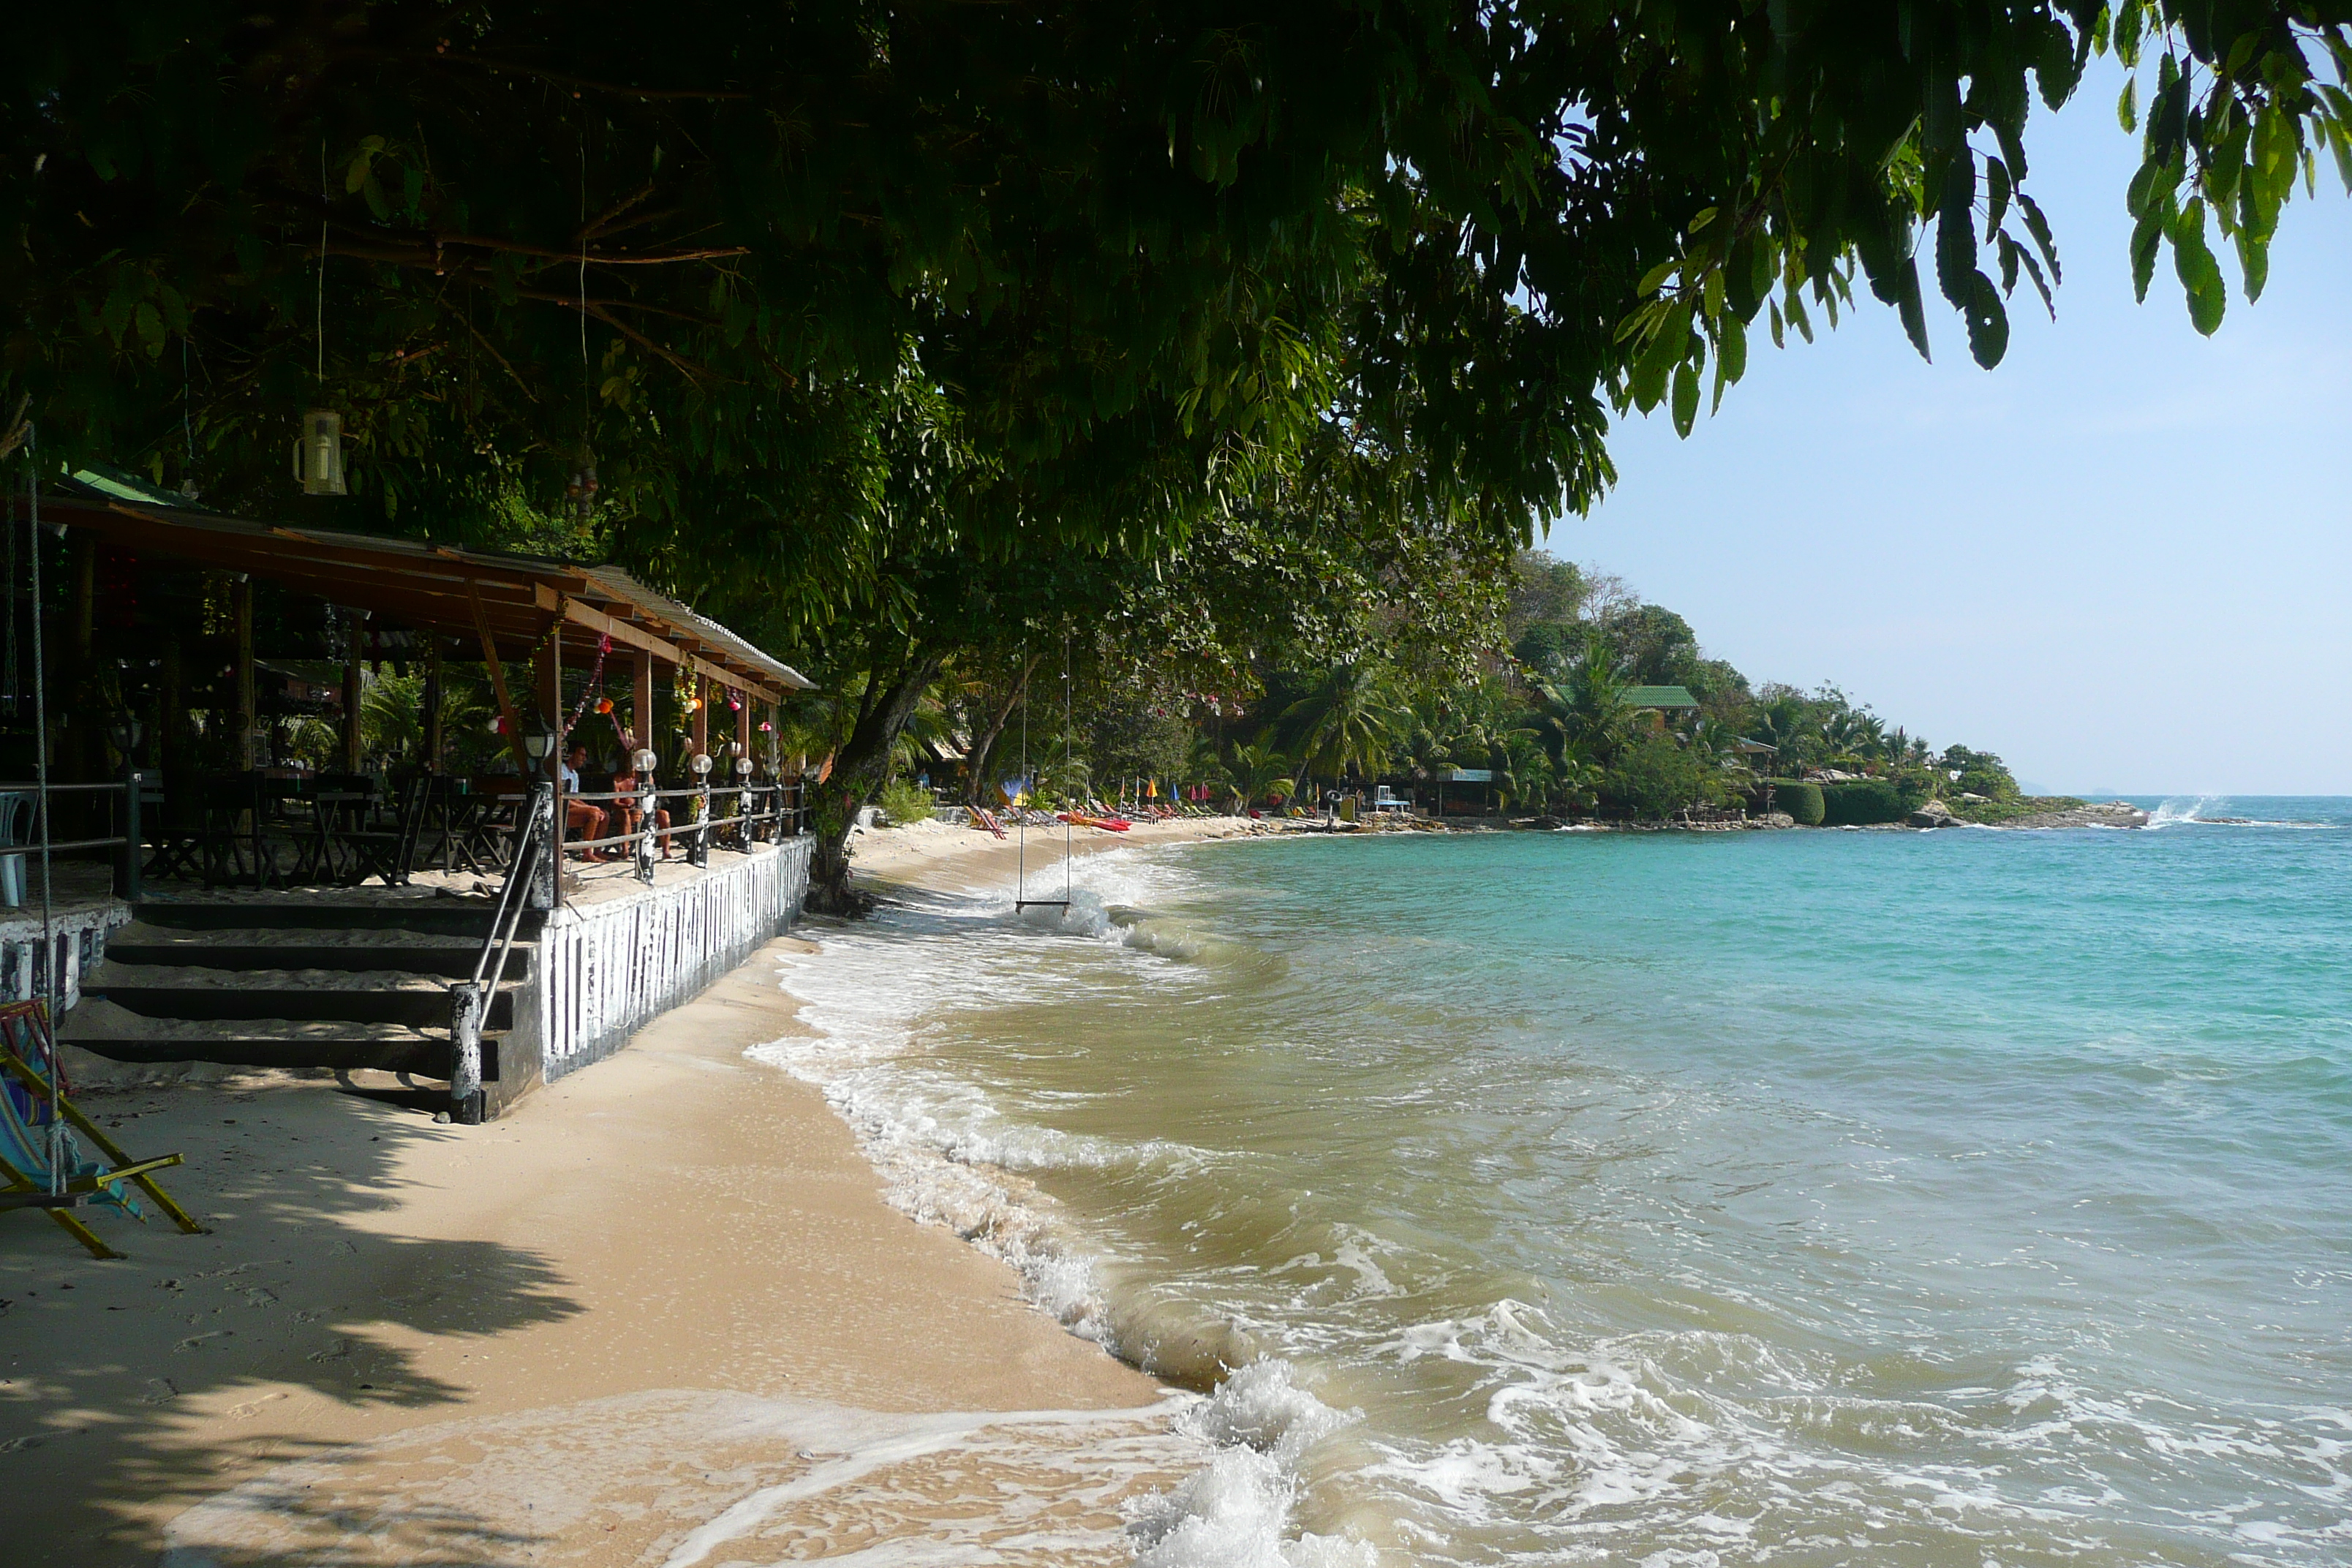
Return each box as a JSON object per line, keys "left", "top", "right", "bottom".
{"left": 1985, "top": 156, "right": 2011, "bottom": 236}
{"left": 1629, "top": 300, "right": 1690, "bottom": 412}
{"left": 1702, "top": 266, "right": 1725, "bottom": 320}
{"left": 1636, "top": 258, "right": 1678, "bottom": 298}
{"left": 2016, "top": 244, "right": 2055, "bottom": 318}
{"left": 2130, "top": 207, "right": 2164, "bottom": 301}
{"left": 2118, "top": 75, "right": 2138, "bottom": 132}
{"left": 2170, "top": 200, "right": 2226, "bottom": 335}
{"left": 2234, "top": 230, "right": 2269, "bottom": 303}
{"left": 1784, "top": 288, "right": 1814, "bottom": 344}
{"left": 1671, "top": 360, "right": 1700, "bottom": 437}
{"left": 1935, "top": 149, "right": 1976, "bottom": 309}
{"left": 1687, "top": 206, "right": 1719, "bottom": 234}
{"left": 2017, "top": 192, "right": 2062, "bottom": 284}
{"left": 1768, "top": 300, "right": 1785, "bottom": 350}
{"left": 1962, "top": 271, "right": 2008, "bottom": 368}
{"left": 1892, "top": 258, "right": 1929, "bottom": 361}
{"left": 133, "top": 300, "right": 165, "bottom": 354}
{"left": 99, "top": 276, "right": 137, "bottom": 342}
{"left": 1719, "top": 312, "right": 1748, "bottom": 385}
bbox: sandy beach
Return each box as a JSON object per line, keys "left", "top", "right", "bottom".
{"left": 3, "top": 814, "right": 1260, "bottom": 1566}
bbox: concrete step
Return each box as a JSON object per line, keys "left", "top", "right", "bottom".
{"left": 100, "top": 921, "right": 528, "bottom": 979}
{"left": 58, "top": 1011, "right": 500, "bottom": 1081}
{"left": 129, "top": 900, "right": 543, "bottom": 941}
{"left": 81, "top": 962, "right": 519, "bottom": 1029}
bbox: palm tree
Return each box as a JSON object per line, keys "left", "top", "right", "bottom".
{"left": 1224, "top": 741, "right": 1295, "bottom": 812}
{"left": 1400, "top": 693, "right": 1460, "bottom": 783}
{"left": 1532, "top": 633, "right": 1635, "bottom": 766}
{"left": 1751, "top": 695, "right": 1812, "bottom": 771}
{"left": 1553, "top": 753, "right": 1605, "bottom": 811}
{"left": 1280, "top": 661, "right": 1405, "bottom": 790}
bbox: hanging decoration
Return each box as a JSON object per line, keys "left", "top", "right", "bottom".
{"left": 563, "top": 450, "right": 599, "bottom": 522}
{"left": 561, "top": 632, "right": 613, "bottom": 734}
{"left": 295, "top": 143, "right": 347, "bottom": 497}
{"left": 294, "top": 409, "right": 347, "bottom": 497}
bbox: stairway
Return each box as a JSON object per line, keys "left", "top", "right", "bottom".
{"left": 59, "top": 902, "right": 540, "bottom": 1085}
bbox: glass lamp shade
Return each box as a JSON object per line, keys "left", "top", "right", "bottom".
{"left": 632, "top": 748, "right": 659, "bottom": 774}
{"left": 690, "top": 753, "right": 714, "bottom": 775}
{"left": 734, "top": 757, "right": 754, "bottom": 776}
{"left": 293, "top": 410, "right": 348, "bottom": 497}
{"left": 522, "top": 728, "right": 557, "bottom": 761}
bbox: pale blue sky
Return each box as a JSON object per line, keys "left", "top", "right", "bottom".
{"left": 1562, "top": 61, "right": 2351, "bottom": 797}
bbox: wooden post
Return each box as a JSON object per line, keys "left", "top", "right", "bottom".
{"left": 535, "top": 625, "right": 562, "bottom": 783}
{"left": 632, "top": 650, "right": 654, "bottom": 755}
{"left": 340, "top": 612, "right": 364, "bottom": 774}
{"left": 231, "top": 576, "right": 255, "bottom": 772}
{"left": 70, "top": 533, "right": 95, "bottom": 668}
{"left": 466, "top": 584, "right": 532, "bottom": 774}
{"left": 423, "top": 638, "right": 444, "bottom": 774}
{"left": 690, "top": 672, "right": 709, "bottom": 759}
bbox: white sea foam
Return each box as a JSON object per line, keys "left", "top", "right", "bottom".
{"left": 1127, "top": 1362, "right": 1374, "bottom": 1568}
{"left": 753, "top": 850, "right": 1379, "bottom": 1564}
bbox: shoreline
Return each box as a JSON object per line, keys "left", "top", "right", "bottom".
{"left": 3, "top": 817, "right": 1264, "bottom": 1565}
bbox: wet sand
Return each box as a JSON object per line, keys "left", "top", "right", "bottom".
{"left": 1, "top": 816, "right": 1255, "bottom": 1565}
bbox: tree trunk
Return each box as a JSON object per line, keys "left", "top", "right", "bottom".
{"left": 805, "top": 651, "right": 945, "bottom": 914}
{"left": 962, "top": 652, "right": 1041, "bottom": 807}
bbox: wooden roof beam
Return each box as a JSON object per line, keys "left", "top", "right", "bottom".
{"left": 533, "top": 584, "right": 782, "bottom": 704}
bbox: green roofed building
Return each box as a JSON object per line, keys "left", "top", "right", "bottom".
{"left": 1621, "top": 685, "right": 1699, "bottom": 712}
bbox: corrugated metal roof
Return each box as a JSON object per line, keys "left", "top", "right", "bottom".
{"left": 1623, "top": 685, "right": 1699, "bottom": 709}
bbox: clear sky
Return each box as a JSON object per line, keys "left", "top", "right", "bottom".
{"left": 1562, "top": 60, "right": 2351, "bottom": 798}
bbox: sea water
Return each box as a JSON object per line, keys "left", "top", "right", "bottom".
{"left": 762, "top": 799, "right": 2352, "bottom": 1565}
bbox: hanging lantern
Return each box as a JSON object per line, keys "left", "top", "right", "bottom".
{"left": 564, "top": 449, "right": 600, "bottom": 522}
{"left": 293, "top": 410, "right": 347, "bottom": 496}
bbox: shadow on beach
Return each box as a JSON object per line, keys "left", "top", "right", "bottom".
{"left": 0, "top": 1074, "right": 581, "bottom": 1566}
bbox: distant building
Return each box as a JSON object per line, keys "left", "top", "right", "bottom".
{"left": 1621, "top": 685, "right": 1698, "bottom": 731}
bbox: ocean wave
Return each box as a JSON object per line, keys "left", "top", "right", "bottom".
{"left": 758, "top": 858, "right": 1383, "bottom": 1564}
{"left": 2146, "top": 796, "right": 2339, "bottom": 830}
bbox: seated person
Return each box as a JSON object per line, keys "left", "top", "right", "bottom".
{"left": 608, "top": 735, "right": 674, "bottom": 859}
{"left": 559, "top": 743, "right": 609, "bottom": 859}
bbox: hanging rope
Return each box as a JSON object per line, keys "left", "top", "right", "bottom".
{"left": 1061, "top": 632, "right": 1073, "bottom": 905}
{"left": 2, "top": 471, "right": 14, "bottom": 718}
{"left": 25, "top": 432, "right": 59, "bottom": 1195}
{"left": 1014, "top": 647, "right": 1028, "bottom": 906}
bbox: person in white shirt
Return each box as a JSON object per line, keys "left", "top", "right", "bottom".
{"left": 561, "top": 743, "right": 608, "bottom": 859}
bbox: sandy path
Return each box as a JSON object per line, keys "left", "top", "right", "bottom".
{"left": 0, "top": 817, "right": 1264, "bottom": 1564}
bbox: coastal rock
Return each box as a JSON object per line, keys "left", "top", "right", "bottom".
{"left": 1909, "top": 800, "right": 1959, "bottom": 829}
{"left": 2001, "top": 800, "right": 2151, "bottom": 830}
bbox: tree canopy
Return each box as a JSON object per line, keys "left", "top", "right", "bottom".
{"left": 6, "top": 1, "right": 2345, "bottom": 889}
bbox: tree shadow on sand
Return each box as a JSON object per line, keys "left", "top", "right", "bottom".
{"left": 0, "top": 1076, "right": 581, "bottom": 1566}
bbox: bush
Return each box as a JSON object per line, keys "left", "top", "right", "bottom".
{"left": 1602, "top": 733, "right": 1723, "bottom": 820}
{"left": 1819, "top": 779, "right": 1906, "bottom": 826}
{"left": 1759, "top": 779, "right": 1824, "bottom": 825}
{"left": 875, "top": 777, "right": 936, "bottom": 826}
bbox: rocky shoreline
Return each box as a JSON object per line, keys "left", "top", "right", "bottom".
{"left": 1908, "top": 798, "right": 2150, "bottom": 831}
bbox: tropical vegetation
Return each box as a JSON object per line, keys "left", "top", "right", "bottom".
{"left": 6, "top": 2, "right": 2339, "bottom": 892}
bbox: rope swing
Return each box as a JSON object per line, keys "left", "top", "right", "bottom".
{"left": 1011, "top": 638, "right": 1074, "bottom": 912}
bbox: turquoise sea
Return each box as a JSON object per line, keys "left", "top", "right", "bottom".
{"left": 771, "top": 799, "right": 2352, "bottom": 1565}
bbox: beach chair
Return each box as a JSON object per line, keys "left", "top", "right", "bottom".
{"left": 0, "top": 1002, "right": 203, "bottom": 1257}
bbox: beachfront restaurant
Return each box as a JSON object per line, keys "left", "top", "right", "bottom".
{"left": 3, "top": 472, "right": 815, "bottom": 1123}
